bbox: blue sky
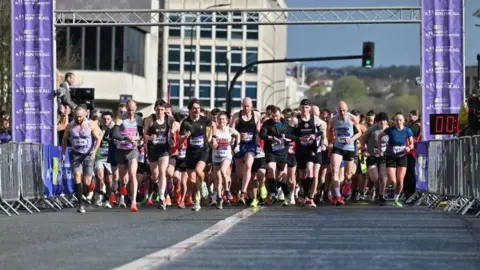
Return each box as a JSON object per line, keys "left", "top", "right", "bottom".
{"left": 287, "top": 0, "right": 480, "bottom": 68}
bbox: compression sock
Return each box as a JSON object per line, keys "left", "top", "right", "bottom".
{"left": 75, "top": 183, "right": 83, "bottom": 206}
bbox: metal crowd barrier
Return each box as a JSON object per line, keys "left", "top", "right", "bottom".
{"left": 0, "top": 142, "right": 77, "bottom": 217}
{"left": 407, "top": 135, "right": 480, "bottom": 217}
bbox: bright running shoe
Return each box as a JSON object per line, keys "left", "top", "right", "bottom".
{"left": 266, "top": 195, "right": 276, "bottom": 205}
{"left": 157, "top": 199, "right": 166, "bottom": 210}
{"left": 394, "top": 200, "right": 403, "bottom": 208}
{"left": 165, "top": 195, "right": 172, "bottom": 206}
{"left": 277, "top": 187, "right": 285, "bottom": 201}
{"left": 217, "top": 198, "right": 224, "bottom": 210}
{"left": 238, "top": 193, "right": 246, "bottom": 205}
{"left": 251, "top": 198, "right": 259, "bottom": 208}
{"left": 130, "top": 203, "right": 138, "bottom": 212}
{"left": 201, "top": 182, "right": 209, "bottom": 199}
{"left": 260, "top": 185, "right": 268, "bottom": 200}
{"left": 178, "top": 200, "right": 185, "bottom": 209}
{"left": 146, "top": 198, "right": 154, "bottom": 206}
{"left": 153, "top": 194, "right": 160, "bottom": 203}
{"left": 185, "top": 196, "right": 194, "bottom": 206}
{"left": 336, "top": 196, "right": 345, "bottom": 206}
{"left": 192, "top": 202, "right": 201, "bottom": 211}
{"left": 105, "top": 201, "right": 112, "bottom": 209}
{"left": 109, "top": 193, "right": 117, "bottom": 205}
{"left": 341, "top": 183, "right": 352, "bottom": 197}
{"left": 118, "top": 196, "right": 127, "bottom": 208}
{"left": 120, "top": 186, "right": 128, "bottom": 196}
{"left": 95, "top": 194, "right": 103, "bottom": 207}
{"left": 77, "top": 205, "right": 86, "bottom": 213}
{"left": 309, "top": 200, "right": 317, "bottom": 208}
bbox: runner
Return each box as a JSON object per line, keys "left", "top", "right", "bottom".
{"left": 327, "top": 101, "right": 362, "bottom": 205}
{"left": 211, "top": 111, "right": 240, "bottom": 209}
{"left": 377, "top": 112, "right": 414, "bottom": 207}
{"left": 319, "top": 109, "right": 332, "bottom": 202}
{"left": 173, "top": 113, "right": 189, "bottom": 208}
{"left": 61, "top": 105, "right": 103, "bottom": 213}
{"left": 144, "top": 100, "right": 176, "bottom": 210}
{"left": 361, "top": 112, "right": 389, "bottom": 205}
{"left": 179, "top": 98, "right": 216, "bottom": 211}
{"left": 230, "top": 97, "right": 262, "bottom": 205}
{"left": 94, "top": 111, "right": 115, "bottom": 208}
{"left": 260, "top": 106, "right": 295, "bottom": 204}
{"left": 294, "top": 99, "right": 327, "bottom": 207}
{"left": 108, "top": 103, "right": 127, "bottom": 205}
{"left": 282, "top": 108, "right": 297, "bottom": 206}
{"left": 111, "top": 99, "right": 143, "bottom": 212}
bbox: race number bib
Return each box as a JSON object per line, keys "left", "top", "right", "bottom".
{"left": 178, "top": 148, "right": 186, "bottom": 159}
{"left": 337, "top": 136, "right": 348, "bottom": 144}
{"left": 189, "top": 136, "right": 204, "bottom": 147}
{"left": 73, "top": 138, "right": 88, "bottom": 147}
{"left": 373, "top": 143, "right": 387, "bottom": 156}
{"left": 393, "top": 145, "right": 406, "bottom": 155}
{"left": 100, "top": 148, "right": 109, "bottom": 156}
{"left": 153, "top": 136, "right": 167, "bottom": 145}
{"left": 241, "top": 132, "right": 254, "bottom": 143}
{"left": 215, "top": 147, "right": 230, "bottom": 159}
{"left": 288, "top": 144, "right": 295, "bottom": 154}
{"left": 271, "top": 138, "right": 285, "bottom": 152}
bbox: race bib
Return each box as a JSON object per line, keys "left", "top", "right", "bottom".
{"left": 373, "top": 144, "right": 386, "bottom": 156}
{"left": 189, "top": 136, "right": 204, "bottom": 147}
{"left": 271, "top": 138, "right": 285, "bottom": 152}
{"left": 215, "top": 147, "right": 230, "bottom": 158}
{"left": 100, "top": 148, "right": 109, "bottom": 156}
{"left": 300, "top": 140, "right": 313, "bottom": 146}
{"left": 178, "top": 148, "right": 186, "bottom": 159}
{"left": 393, "top": 145, "right": 406, "bottom": 155}
{"left": 337, "top": 136, "right": 348, "bottom": 144}
{"left": 73, "top": 138, "right": 88, "bottom": 147}
{"left": 288, "top": 144, "right": 295, "bottom": 154}
{"left": 153, "top": 136, "right": 167, "bottom": 145}
{"left": 241, "top": 132, "right": 254, "bottom": 142}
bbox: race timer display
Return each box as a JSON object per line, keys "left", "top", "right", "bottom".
{"left": 429, "top": 114, "right": 460, "bottom": 135}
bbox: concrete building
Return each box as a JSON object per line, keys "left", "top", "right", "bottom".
{"left": 55, "top": 0, "right": 161, "bottom": 113}
{"left": 284, "top": 62, "right": 309, "bottom": 108}
{"left": 466, "top": 66, "right": 479, "bottom": 96}
{"left": 161, "top": 0, "right": 288, "bottom": 112}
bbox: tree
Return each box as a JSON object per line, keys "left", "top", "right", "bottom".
{"left": 0, "top": 1, "right": 11, "bottom": 113}
{"left": 386, "top": 95, "right": 421, "bottom": 116}
{"left": 55, "top": 28, "right": 82, "bottom": 73}
{"left": 331, "top": 76, "right": 368, "bottom": 101}
{"left": 310, "top": 84, "right": 328, "bottom": 96}
{"left": 391, "top": 82, "right": 409, "bottom": 96}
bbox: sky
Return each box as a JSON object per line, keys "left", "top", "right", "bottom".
{"left": 286, "top": 0, "right": 480, "bottom": 68}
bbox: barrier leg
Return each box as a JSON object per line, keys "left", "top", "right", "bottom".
{"left": 414, "top": 192, "right": 428, "bottom": 206}
{"left": 1, "top": 199, "right": 20, "bottom": 215}
{"left": 406, "top": 191, "right": 421, "bottom": 204}
{"left": 0, "top": 202, "right": 12, "bottom": 217}
{"left": 59, "top": 194, "right": 74, "bottom": 208}
{"left": 444, "top": 196, "right": 461, "bottom": 212}
{"left": 458, "top": 198, "right": 475, "bottom": 215}
{"left": 13, "top": 200, "right": 33, "bottom": 214}
{"left": 428, "top": 194, "right": 446, "bottom": 209}
{"left": 23, "top": 198, "right": 41, "bottom": 213}
{"left": 41, "top": 198, "right": 58, "bottom": 211}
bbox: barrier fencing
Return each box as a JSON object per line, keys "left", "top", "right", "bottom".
{"left": 0, "top": 137, "right": 479, "bottom": 217}
{"left": 407, "top": 135, "right": 480, "bottom": 216}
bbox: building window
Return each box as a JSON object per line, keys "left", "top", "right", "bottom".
{"left": 124, "top": 27, "right": 145, "bottom": 77}
{"left": 168, "top": 45, "right": 181, "bottom": 72}
{"left": 215, "top": 12, "right": 228, "bottom": 39}
{"left": 231, "top": 82, "right": 242, "bottom": 108}
{"left": 246, "top": 47, "right": 258, "bottom": 74}
{"left": 114, "top": 27, "right": 124, "bottom": 71}
{"left": 168, "top": 80, "right": 180, "bottom": 107}
{"left": 199, "top": 46, "right": 211, "bottom": 73}
{"left": 200, "top": 15, "right": 212, "bottom": 38}
{"left": 55, "top": 26, "right": 82, "bottom": 70}
{"left": 184, "top": 14, "right": 197, "bottom": 39}
{"left": 184, "top": 46, "right": 195, "bottom": 73}
{"left": 230, "top": 47, "right": 243, "bottom": 74}
{"left": 84, "top": 27, "right": 98, "bottom": 70}
{"left": 99, "top": 27, "right": 113, "bottom": 71}
{"left": 183, "top": 80, "right": 195, "bottom": 106}
{"left": 214, "top": 81, "right": 226, "bottom": 108}
{"left": 231, "top": 12, "right": 243, "bottom": 40}
{"left": 246, "top": 13, "right": 259, "bottom": 40}
{"left": 215, "top": 46, "right": 227, "bottom": 73}
{"left": 168, "top": 14, "right": 181, "bottom": 37}
{"left": 199, "top": 80, "right": 211, "bottom": 108}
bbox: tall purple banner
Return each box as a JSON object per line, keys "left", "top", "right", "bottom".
{"left": 415, "top": 141, "right": 429, "bottom": 192}
{"left": 11, "top": 0, "right": 55, "bottom": 144}
{"left": 422, "top": 0, "right": 464, "bottom": 141}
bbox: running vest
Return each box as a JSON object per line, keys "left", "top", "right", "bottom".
{"left": 117, "top": 116, "right": 139, "bottom": 150}
{"left": 235, "top": 111, "right": 256, "bottom": 144}
{"left": 213, "top": 127, "right": 233, "bottom": 162}
{"left": 332, "top": 113, "right": 355, "bottom": 151}
{"left": 96, "top": 126, "right": 111, "bottom": 159}
{"left": 296, "top": 115, "right": 316, "bottom": 150}
{"left": 148, "top": 114, "right": 169, "bottom": 148}
{"left": 69, "top": 120, "right": 93, "bottom": 154}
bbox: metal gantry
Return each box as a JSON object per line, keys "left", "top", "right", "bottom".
{"left": 54, "top": 7, "right": 421, "bottom": 27}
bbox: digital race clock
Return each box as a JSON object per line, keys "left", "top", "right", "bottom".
{"left": 429, "top": 114, "right": 460, "bottom": 135}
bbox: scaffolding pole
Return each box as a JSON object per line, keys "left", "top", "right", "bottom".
{"left": 54, "top": 7, "right": 421, "bottom": 27}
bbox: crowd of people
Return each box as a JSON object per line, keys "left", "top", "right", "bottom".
{"left": 60, "top": 97, "right": 422, "bottom": 213}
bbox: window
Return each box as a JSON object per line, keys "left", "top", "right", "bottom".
{"left": 168, "top": 45, "right": 181, "bottom": 72}
{"left": 84, "top": 27, "right": 98, "bottom": 70}
{"left": 215, "top": 12, "right": 228, "bottom": 39}
{"left": 246, "top": 13, "right": 259, "bottom": 40}
{"left": 230, "top": 47, "right": 243, "bottom": 74}
{"left": 199, "top": 46, "right": 211, "bottom": 73}
{"left": 124, "top": 27, "right": 145, "bottom": 76}
{"left": 232, "top": 100, "right": 242, "bottom": 108}
{"left": 168, "top": 14, "right": 181, "bottom": 37}
{"left": 99, "top": 27, "right": 113, "bottom": 71}
{"left": 214, "top": 81, "right": 227, "bottom": 108}
{"left": 114, "top": 27, "right": 124, "bottom": 71}
{"left": 183, "top": 80, "right": 195, "bottom": 106}
{"left": 231, "top": 82, "right": 242, "bottom": 109}
{"left": 246, "top": 47, "right": 258, "bottom": 74}
{"left": 215, "top": 47, "right": 227, "bottom": 73}
{"left": 246, "top": 82, "right": 258, "bottom": 106}
{"left": 200, "top": 15, "right": 212, "bottom": 38}
{"left": 199, "top": 80, "right": 211, "bottom": 108}
{"left": 168, "top": 80, "right": 180, "bottom": 107}
{"left": 231, "top": 12, "right": 243, "bottom": 40}
{"left": 184, "top": 15, "right": 197, "bottom": 39}
{"left": 184, "top": 46, "right": 195, "bottom": 73}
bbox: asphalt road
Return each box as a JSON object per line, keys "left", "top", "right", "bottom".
{"left": 1, "top": 204, "right": 480, "bottom": 270}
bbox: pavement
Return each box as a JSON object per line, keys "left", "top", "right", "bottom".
{"left": 1, "top": 204, "right": 480, "bottom": 270}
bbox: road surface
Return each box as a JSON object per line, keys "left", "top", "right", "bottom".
{"left": 1, "top": 204, "right": 479, "bottom": 270}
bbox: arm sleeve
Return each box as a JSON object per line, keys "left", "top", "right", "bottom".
{"left": 285, "top": 125, "right": 298, "bottom": 140}
{"left": 61, "top": 89, "right": 78, "bottom": 110}
{"left": 179, "top": 120, "right": 187, "bottom": 135}
{"left": 259, "top": 122, "right": 270, "bottom": 140}
{"left": 409, "top": 124, "right": 420, "bottom": 138}
{"left": 407, "top": 127, "right": 414, "bottom": 138}
{"left": 111, "top": 125, "right": 126, "bottom": 140}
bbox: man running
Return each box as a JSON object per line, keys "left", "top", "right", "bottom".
{"left": 230, "top": 97, "right": 262, "bottom": 205}
{"left": 144, "top": 100, "right": 176, "bottom": 210}
{"left": 179, "top": 98, "right": 216, "bottom": 211}
{"left": 328, "top": 101, "right": 362, "bottom": 205}
{"left": 294, "top": 99, "right": 328, "bottom": 207}
{"left": 94, "top": 111, "right": 115, "bottom": 208}
{"left": 61, "top": 105, "right": 103, "bottom": 213}
{"left": 111, "top": 99, "right": 143, "bottom": 212}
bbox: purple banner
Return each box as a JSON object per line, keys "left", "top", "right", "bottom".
{"left": 415, "top": 141, "right": 429, "bottom": 192}
{"left": 11, "top": 0, "right": 55, "bottom": 144}
{"left": 422, "top": 0, "right": 464, "bottom": 141}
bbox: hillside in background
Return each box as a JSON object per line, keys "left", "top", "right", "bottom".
{"left": 305, "top": 65, "right": 422, "bottom": 116}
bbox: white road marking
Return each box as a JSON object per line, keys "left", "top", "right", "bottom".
{"left": 111, "top": 207, "right": 260, "bottom": 270}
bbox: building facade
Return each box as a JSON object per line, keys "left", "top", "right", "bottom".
{"left": 55, "top": 0, "right": 160, "bottom": 112}
{"left": 466, "top": 66, "right": 479, "bottom": 96}
{"left": 161, "top": 0, "right": 288, "bottom": 112}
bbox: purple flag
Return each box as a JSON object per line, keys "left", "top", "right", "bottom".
{"left": 421, "top": 0, "right": 464, "bottom": 141}
{"left": 11, "top": 0, "right": 55, "bottom": 144}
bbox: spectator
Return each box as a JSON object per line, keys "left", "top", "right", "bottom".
{"left": 57, "top": 72, "right": 78, "bottom": 112}
{"left": 0, "top": 112, "right": 11, "bottom": 143}
{"left": 405, "top": 110, "right": 421, "bottom": 200}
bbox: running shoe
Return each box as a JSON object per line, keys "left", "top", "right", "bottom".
{"left": 336, "top": 196, "right": 345, "bottom": 206}
{"left": 394, "top": 200, "right": 403, "bottom": 208}
{"left": 118, "top": 196, "right": 127, "bottom": 208}
{"left": 260, "top": 185, "right": 268, "bottom": 200}
{"left": 165, "top": 194, "right": 172, "bottom": 206}
{"left": 95, "top": 194, "right": 103, "bottom": 207}
{"left": 238, "top": 193, "right": 246, "bottom": 205}
{"left": 250, "top": 198, "right": 259, "bottom": 208}
{"left": 178, "top": 200, "right": 185, "bottom": 209}
{"left": 378, "top": 196, "right": 387, "bottom": 206}
{"left": 105, "top": 201, "right": 112, "bottom": 209}
{"left": 217, "top": 198, "right": 224, "bottom": 210}
{"left": 77, "top": 205, "right": 86, "bottom": 214}
{"left": 109, "top": 193, "right": 117, "bottom": 205}
{"left": 157, "top": 199, "right": 166, "bottom": 210}
{"left": 341, "top": 183, "right": 352, "bottom": 197}
{"left": 130, "top": 203, "right": 138, "bottom": 212}
{"left": 192, "top": 202, "right": 201, "bottom": 211}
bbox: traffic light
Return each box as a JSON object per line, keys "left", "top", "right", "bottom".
{"left": 362, "top": 42, "right": 375, "bottom": 68}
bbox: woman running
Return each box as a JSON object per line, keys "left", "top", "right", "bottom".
{"left": 377, "top": 112, "right": 414, "bottom": 207}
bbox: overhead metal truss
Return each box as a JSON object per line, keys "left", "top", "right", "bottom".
{"left": 54, "top": 7, "right": 421, "bottom": 27}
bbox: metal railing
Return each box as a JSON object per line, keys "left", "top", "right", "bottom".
{"left": 407, "top": 135, "right": 480, "bottom": 217}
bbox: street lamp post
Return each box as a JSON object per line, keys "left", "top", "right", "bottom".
{"left": 477, "top": 54, "right": 480, "bottom": 91}
{"left": 188, "top": 3, "right": 231, "bottom": 99}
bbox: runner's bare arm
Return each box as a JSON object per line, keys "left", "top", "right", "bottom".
{"left": 208, "top": 121, "right": 217, "bottom": 143}
{"left": 231, "top": 127, "right": 241, "bottom": 142}
{"left": 314, "top": 116, "right": 328, "bottom": 148}
{"left": 254, "top": 111, "right": 262, "bottom": 132}
{"left": 360, "top": 126, "right": 373, "bottom": 151}
{"left": 61, "top": 126, "right": 70, "bottom": 156}
{"left": 350, "top": 114, "right": 362, "bottom": 141}
{"left": 229, "top": 112, "right": 239, "bottom": 127}
{"left": 90, "top": 122, "right": 104, "bottom": 154}
{"left": 327, "top": 119, "right": 334, "bottom": 145}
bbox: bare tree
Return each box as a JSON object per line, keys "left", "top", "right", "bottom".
{"left": 55, "top": 27, "right": 82, "bottom": 73}
{"left": 0, "top": 1, "right": 11, "bottom": 113}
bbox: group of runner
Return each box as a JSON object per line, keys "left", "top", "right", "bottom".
{"left": 61, "top": 97, "right": 416, "bottom": 213}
